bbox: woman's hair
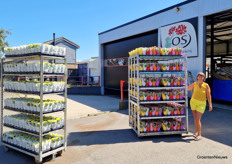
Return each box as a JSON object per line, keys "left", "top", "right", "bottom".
{"left": 197, "top": 72, "right": 206, "bottom": 81}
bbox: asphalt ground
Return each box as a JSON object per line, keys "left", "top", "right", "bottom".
{"left": 0, "top": 102, "right": 231, "bottom": 164}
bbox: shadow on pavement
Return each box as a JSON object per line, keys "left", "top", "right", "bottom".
{"left": 67, "top": 129, "right": 192, "bottom": 147}
{"left": 188, "top": 107, "right": 232, "bottom": 147}
{"left": 59, "top": 94, "right": 125, "bottom": 114}
{"left": 67, "top": 107, "right": 232, "bottom": 147}
{"left": 0, "top": 146, "right": 60, "bottom": 164}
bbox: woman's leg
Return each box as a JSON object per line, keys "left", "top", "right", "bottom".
{"left": 195, "top": 111, "right": 203, "bottom": 137}
{"left": 192, "top": 110, "right": 198, "bottom": 134}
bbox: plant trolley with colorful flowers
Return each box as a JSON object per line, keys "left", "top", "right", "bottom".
{"left": 128, "top": 47, "right": 188, "bottom": 137}
{"left": 0, "top": 44, "right": 67, "bottom": 163}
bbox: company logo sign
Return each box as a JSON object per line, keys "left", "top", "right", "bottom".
{"left": 161, "top": 22, "right": 197, "bottom": 57}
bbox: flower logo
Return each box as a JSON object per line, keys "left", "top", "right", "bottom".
{"left": 168, "top": 24, "right": 187, "bottom": 36}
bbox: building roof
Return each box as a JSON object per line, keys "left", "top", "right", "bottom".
{"left": 44, "top": 36, "right": 80, "bottom": 49}
{"left": 99, "top": 0, "right": 196, "bottom": 35}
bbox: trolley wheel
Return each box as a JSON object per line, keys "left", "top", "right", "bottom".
{"left": 4, "top": 146, "right": 10, "bottom": 152}
{"left": 57, "top": 150, "right": 63, "bottom": 156}
{"left": 34, "top": 158, "right": 42, "bottom": 164}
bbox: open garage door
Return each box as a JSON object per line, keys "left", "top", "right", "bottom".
{"left": 206, "top": 9, "right": 232, "bottom": 102}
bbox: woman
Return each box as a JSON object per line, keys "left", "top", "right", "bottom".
{"left": 188, "top": 72, "right": 213, "bottom": 141}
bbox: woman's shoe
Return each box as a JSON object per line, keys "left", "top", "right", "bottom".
{"left": 194, "top": 136, "right": 202, "bottom": 141}
{"left": 193, "top": 133, "right": 198, "bottom": 138}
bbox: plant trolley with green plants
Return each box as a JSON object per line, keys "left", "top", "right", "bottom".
{"left": 128, "top": 46, "right": 188, "bottom": 137}
{"left": 0, "top": 44, "right": 67, "bottom": 163}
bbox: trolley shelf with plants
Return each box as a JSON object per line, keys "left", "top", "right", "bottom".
{"left": 0, "top": 44, "right": 67, "bottom": 163}
{"left": 128, "top": 47, "right": 188, "bottom": 137}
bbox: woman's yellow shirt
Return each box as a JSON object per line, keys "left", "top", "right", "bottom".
{"left": 192, "top": 82, "right": 207, "bottom": 101}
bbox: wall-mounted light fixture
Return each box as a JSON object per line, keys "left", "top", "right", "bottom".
{"left": 174, "top": 7, "right": 180, "bottom": 12}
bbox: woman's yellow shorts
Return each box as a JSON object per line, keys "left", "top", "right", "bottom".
{"left": 190, "top": 98, "right": 206, "bottom": 114}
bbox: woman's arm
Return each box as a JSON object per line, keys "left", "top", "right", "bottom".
{"left": 206, "top": 84, "right": 213, "bottom": 111}
{"left": 188, "top": 83, "right": 195, "bottom": 91}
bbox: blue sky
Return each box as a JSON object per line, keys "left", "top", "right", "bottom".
{"left": 2, "top": 0, "right": 185, "bottom": 60}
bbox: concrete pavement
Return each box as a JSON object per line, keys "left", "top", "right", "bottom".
{"left": 0, "top": 93, "right": 231, "bottom": 163}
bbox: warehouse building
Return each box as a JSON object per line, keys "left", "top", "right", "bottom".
{"left": 98, "top": 0, "right": 232, "bottom": 101}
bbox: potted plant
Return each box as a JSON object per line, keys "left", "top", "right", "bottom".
{"left": 146, "top": 48, "right": 150, "bottom": 55}
{"left": 150, "top": 122, "right": 153, "bottom": 131}
{"left": 145, "top": 107, "right": 149, "bottom": 116}
{"left": 149, "top": 78, "right": 152, "bottom": 86}
{"left": 156, "top": 63, "right": 161, "bottom": 71}
{"left": 146, "top": 107, "right": 151, "bottom": 116}
{"left": 167, "top": 107, "right": 171, "bottom": 115}
{"left": 162, "top": 92, "right": 166, "bottom": 100}
{"left": 172, "top": 121, "right": 177, "bottom": 130}
{"left": 162, "top": 121, "right": 168, "bottom": 131}
{"left": 152, "top": 78, "right": 156, "bottom": 86}
{"left": 179, "top": 47, "right": 183, "bottom": 55}
{"left": 180, "top": 121, "right": 185, "bottom": 130}
{"left": 166, "top": 63, "right": 169, "bottom": 71}
{"left": 143, "top": 92, "right": 147, "bottom": 101}
{"left": 162, "top": 78, "right": 167, "bottom": 86}
{"left": 145, "top": 63, "right": 150, "bottom": 71}
{"left": 161, "top": 63, "right": 166, "bottom": 71}
{"left": 150, "top": 92, "right": 154, "bottom": 101}
{"left": 153, "top": 122, "right": 157, "bottom": 131}
{"left": 180, "top": 107, "right": 185, "bottom": 115}
{"left": 176, "top": 62, "right": 179, "bottom": 71}
{"left": 173, "top": 63, "right": 176, "bottom": 71}
{"left": 155, "top": 78, "right": 160, "bottom": 87}
{"left": 157, "top": 92, "right": 161, "bottom": 101}
{"left": 177, "top": 107, "right": 181, "bottom": 115}
{"left": 179, "top": 91, "right": 184, "bottom": 100}
{"left": 175, "top": 47, "right": 179, "bottom": 55}
{"left": 169, "top": 92, "right": 173, "bottom": 100}
{"left": 163, "top": 106, "right": 168, "bottom": 115}
{"left": 177, "top": 77, "right": 181, "bottom": 86}
{"left": 174, "top": 78, "right": 178, "bottom": 86}
{"left": 142, "top": 63, "right": 146, "bottom": 71}
{"left": 150, "top": 63, "right": 154, "bottom": 71}
{"left": 167, "top": 78, "right": 171, "bottom": 86}
{"left": 153, "top": 92, "right": 157, "bottom": 100}
{"left": 158, "top": 107, "right": 163, "bottom": 116}
{"left": 139, "top": 63, "right": 143, "bottom": 71}
{"left": 152, "top": 47, "right": 156, "bottom": 55}
{"left": 173, "top": 91, "right": 177, "bottom": 100}
{"left": 166, "top": 92, "right": 170, "bottom": 100}
{"left": 176, "top": 92, "right": 180, "bottom": 100}
{"left": 173, "top": 107, "right": 178, "bottom": 115}
{"left": 139, "top": 106, "right": 147, "bottom": 117}
{"left": 167, "top": 121, "right": 171, "bottom": 130}
{"left": 179, "top": 62, "right": 183, "bottom": 71}
{"left": 140, "top": 121, "right": 144, "bottom": 132}
{"left": 151, "top": 107, "right": 156, "bottom": 116}
{"left": 155, "top": 107, "right": 159, "bottom": 116}
{"left": 157, "top": 122, "right": 162, "bottom": 131}
{"left": 180, "top": 78, "right": 185, "bottom": 86}
{"left": 169, "top": 63, "right": 173, "bottom": 71}
{"left": 145, "top": 78, "right": 149, "bottom": 86}
{"left": 141, "top": 47, "right": 146, "bottom": 55}
{"left": 153, "top": 63, "right": 157, "bottom": 71}
{"left": 147, "top": 92, "right": 151, "bottom": 101}
{"left": 146, "top": 123, "right": 150, "bottom": 132}
{"left": 156, "top": 47, "right": 160, "bottom": 55}
{"left": 170, "top": 78, "right": 174, "bottom": 86}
